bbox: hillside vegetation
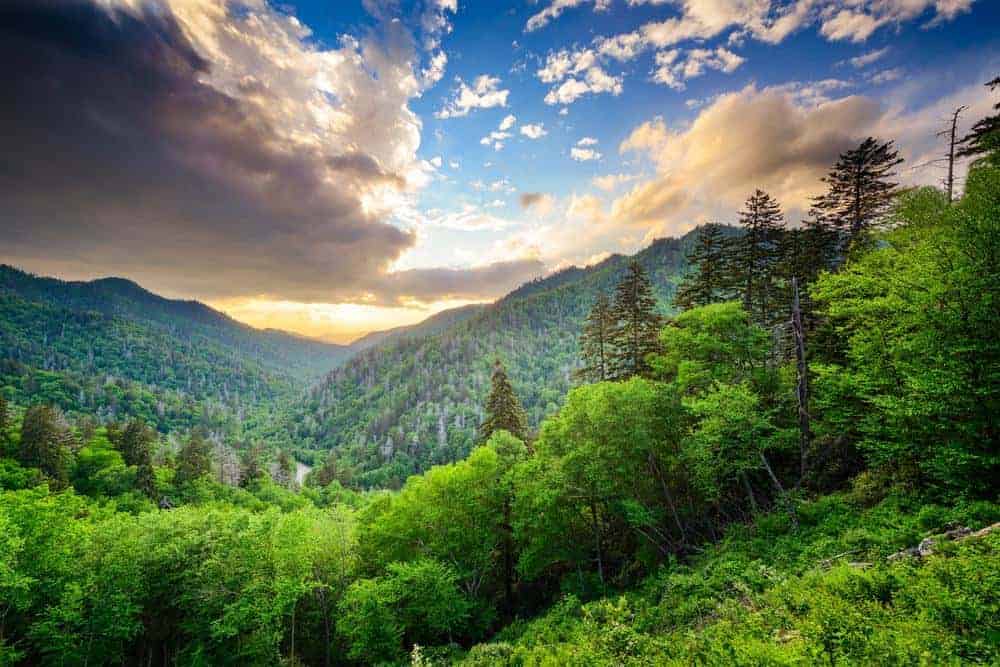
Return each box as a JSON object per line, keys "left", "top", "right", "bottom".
{"left": 1, "top": 100, "right": 999, "bottom": 667}
{"left": 287, "top": 231, "right": 726, "bottom": 488}
{"left": 0, "top": 266, "right": 348, "bottom": 435}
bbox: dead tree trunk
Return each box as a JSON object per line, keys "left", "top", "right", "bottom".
{"left": 791, "top": 278, "right": 811, "bottom": 489}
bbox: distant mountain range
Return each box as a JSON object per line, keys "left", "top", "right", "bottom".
{"left": 286, "top": 227, "right": 730, "bottom": 488}
{"left": 0, "top": 226, "right": 728, "bottom": 474}
{"left": 0, "top": 265, "right": 349, "bottom": 433}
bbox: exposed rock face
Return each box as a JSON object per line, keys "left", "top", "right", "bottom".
{"left": 888, "top": 523, "right": 998, "bottom": 561}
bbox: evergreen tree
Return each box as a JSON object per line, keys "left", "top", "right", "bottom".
{"left": 18, "top": 405, "right": 72, "bottom": 490}
{"left": 175, "top": 429, "right": 212, "bottom": 485}
{"left": 674, "top": 223, "right": 731, "bottom": 310}
{"left": 114, "top": 418, "right": 156, "bottom": 468}
{"left": 479, "top": 359, "right": 528, "bottom": 443}
{"left": 809, "top": 137, "right": 903, "bottom": 250}
{"left": 732, "top": 190, "right": 785, "bottom": 325}
{"left": 0, "top": 392, "right": 8, "bottom": 443}
{"left": 135, "top": 461, "right": 157, "bottom": 499}
{"left": 609, "top": 261, "right": 663, "bottom": 379}
{"left": 240, "top": 443, "right": 265, "bottom": 488}
{"left": 274, "top": 449, "right": 294, "bottom": 487}
{"left": 576, "top": 292, "right": 614, "bottom": 383}
{"left": 957, "top": 76, "right": 999, "bottom": 166}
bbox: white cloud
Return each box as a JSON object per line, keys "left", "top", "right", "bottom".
{"left": 592, "top": 173, "right": 637, "bottom": 191}
{"left": 429, "top": 156, "right": 443, "bottom": 168}
{"left": 499, "top": 114, "right": 517, "bottom": 131}
{"left": 526, "top": 0, "right": 611, "bottom": 32}
{"left": 848, "top": 46, "right": 891, "bottom": 68}
{"left": 520, "top": 123, "right": 548, "bottom": 139}
{"left": 571, "top": 147, "right": 603, "bottom": 161}
{"left": 577, "top": 137, "right": 599, "bottom": 146}
{"left": 436, "top": 74, "right": 510, "bottom": 118}
{"left": 652, "top": 46, "right": 746, "bottom": 90}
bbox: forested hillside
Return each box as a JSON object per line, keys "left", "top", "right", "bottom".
{"left": 0, "top": 266, "right": 348, "bottom": 434}
{"left": 287, "top": 230, "right": 731, "bottom": 488}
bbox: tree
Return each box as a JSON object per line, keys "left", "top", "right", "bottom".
{"left": 239, "top": 443, "right": 265, "bottom": 488}
{"left": 18, "top": 405, "right": 73, "bottom": 490}
{"left": 112, "top": 419, "right": 155, "bottom": 468}
{"left": 674, "top": 223, "right": 732, "bottom": 311}
{"left": 811, "top": 168, "right": 1000, "bottom": 495}
{"left": 0, "top": 393, "right": 8, "bottom": 443}
{"left": 809, "top": 137, "right": 904, "bottom": 250}
{"left": 175, "top": 430, "right": 212, "bottom": 485}
{"left": 274, "top": 449, "right": 294, "bottom": 488}
{"left": 479, "top": 360, "right": 528, "bottom": 443}
{"left": 732, "top": 190, "right": 785, "bottom": 325}
{"left": 577, "top": 292, "right": 615, "bottom": 382}
{"left": 609, "top": 261, "right": 663, "bottom": 379}
{"left": 957, "top": 76, "right": 1000, "bottom": 167}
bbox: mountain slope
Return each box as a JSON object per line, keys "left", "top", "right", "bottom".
{"left": 289, "top": 229, "right": 723, "bottom": 488}
{"left": 0, "top": 265, "right": 348, "bottom": 432}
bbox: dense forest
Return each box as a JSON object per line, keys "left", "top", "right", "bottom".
{"left": 1, "top": 78, "right": 999, "bottom": 665}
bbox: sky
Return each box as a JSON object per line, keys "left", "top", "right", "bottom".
{"left": 0, "top": 0, "right": 998, "bottom": 343}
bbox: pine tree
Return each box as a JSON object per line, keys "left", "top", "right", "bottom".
{"left": 18, "top": 405, "right": 72, "bottom": 490}
{"left": 175, "top": 429, "right": 212, "bottom": 485}
{"left": 274, "top": 449, "right": 294, "bottom": 487}
{"left": 809, "top": 137, "right": 903, "bottom": 251}
{"left": 479, "top": 359, "right": 528, "bottom": 442}
{"left": 609, "top": 261, "right": 663, "bottom": 379}
{"left": 674, "top": 223, "right": 731, "bottom": 310}
{"left": 239, "top": 443, "right": 265, "bottom": 488}
{"left": 135, "top": 461, "right": 157, "bottom": 499}
{"left": 732, "top": 190, "right": 785, "bottom": 325}
{"left": 957, "top": 76, "right": 999, "bottom": 166}
{"left": 114, "top": 418, "right": 155, "bottom": 468}
{"left": 0, "top": 392, "right": 8, "bottom": 442}
{"left": 577, "top": 292, "right": 614, "bottom": 383}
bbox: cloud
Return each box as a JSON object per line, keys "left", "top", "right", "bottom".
{"left": 520, "top": 123, "right": 548, "bottom": 139}
{"left": 520, "top": 192, "right": 556, "bottom": 215}
{"left": 375, "top": 259, "right": 546, "bottom": 303}
{"left": 526, "top": 0, "right": 611, "bottom": 32}
{"left": 848, "top": 46, "right": 891, "bottom": 68}
{"left": 613, "top": 84, "right": 887, "bottom": 231}
{"left": 541, "top": 62, "right": 623, "bottom": 106}
{"left": 577, "top": 137, "right": 600, "bottom": 146}
{"left": 592, "top": 173, "right": 637, "bottom": 191}
{"left": 499, "top": 114, "right": 517, "bottom": 131}
{"left": 567, "top": 193, "right": 607, "bottom": 224}
{"left": 652, "top": 46, "right": 746, "bottom": 90}
{"left": 571, "top": 147, "right": 603, "bottom": 161}
{"left": 436, "top": 74, "right": 510, "bottom": 118}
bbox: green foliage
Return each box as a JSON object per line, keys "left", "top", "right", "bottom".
{"left": 479, "top": 360, "right": 528, "bottom": 443}
{"left": 609, "top": 261, "right": 663, "bottom": 379}
{"left": 17, "top": 405, "right": 73, "bottom": 490}
{"left": 175, "top": 430, "right": 213, "bottom": 486}
{"left": 811, "top": 167, "right": 1000, "bottom": 495}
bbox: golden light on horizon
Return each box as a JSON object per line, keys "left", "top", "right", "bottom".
{"left": 210, "top": 296, "right": 484, "bottom": 345}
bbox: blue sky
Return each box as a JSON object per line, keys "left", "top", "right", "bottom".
{"left": 1, "top": 0, "right": 998, "bottom": 341}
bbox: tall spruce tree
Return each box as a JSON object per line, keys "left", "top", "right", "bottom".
{"left": 18, "top": 405, "right": 73, "bottom": 490}
{"left": 0, "top": 392, "right": 8, "bottom": 442}
{"left": 674, "top": 223, "right": 731, "bottom": 310}
{"left": 733, "top": 190, "right": 785, "bottom": 326}
{"left": 114, "top": 418, "right": 156, "bottom": 468}
{"left": 809, "top": 137, "right": 903, "bottom": 250}
{"left": 577, "top": 292, "right": 615, "bottom": 382}
{"left": 175, "top": 429, "right": 212, "bottom": 485}
{"left": 958, "top": 76, "right": 1000, "bottom": 166}
{"left": 610, "top": 260, "right": 663, "bottom": 379}
{"left": 479, "top": 359, "right": 528, "bottom": 443}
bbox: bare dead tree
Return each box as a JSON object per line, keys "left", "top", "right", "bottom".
{"left": 791, "top": 278, "right": 811, "bottom": 489}
{"left": 938, "top": 105, "right": 968, "bottom": 202}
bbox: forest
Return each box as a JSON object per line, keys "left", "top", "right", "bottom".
{"left": 0, "top": 78, "right": 999, "bottom": 665}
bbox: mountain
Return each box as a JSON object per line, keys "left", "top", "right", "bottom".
{"left": 347, "top": 303, "right": 486, "bottom": 352}
{"left": 287, "top": 228, "right": 725, "bottom": 488}
{"left": 0, "top": 265, "right": 349, "bottom": 433}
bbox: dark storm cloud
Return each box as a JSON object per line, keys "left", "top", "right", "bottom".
{"left": 0, "top": 0, "right": 466, "bottom": 303}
